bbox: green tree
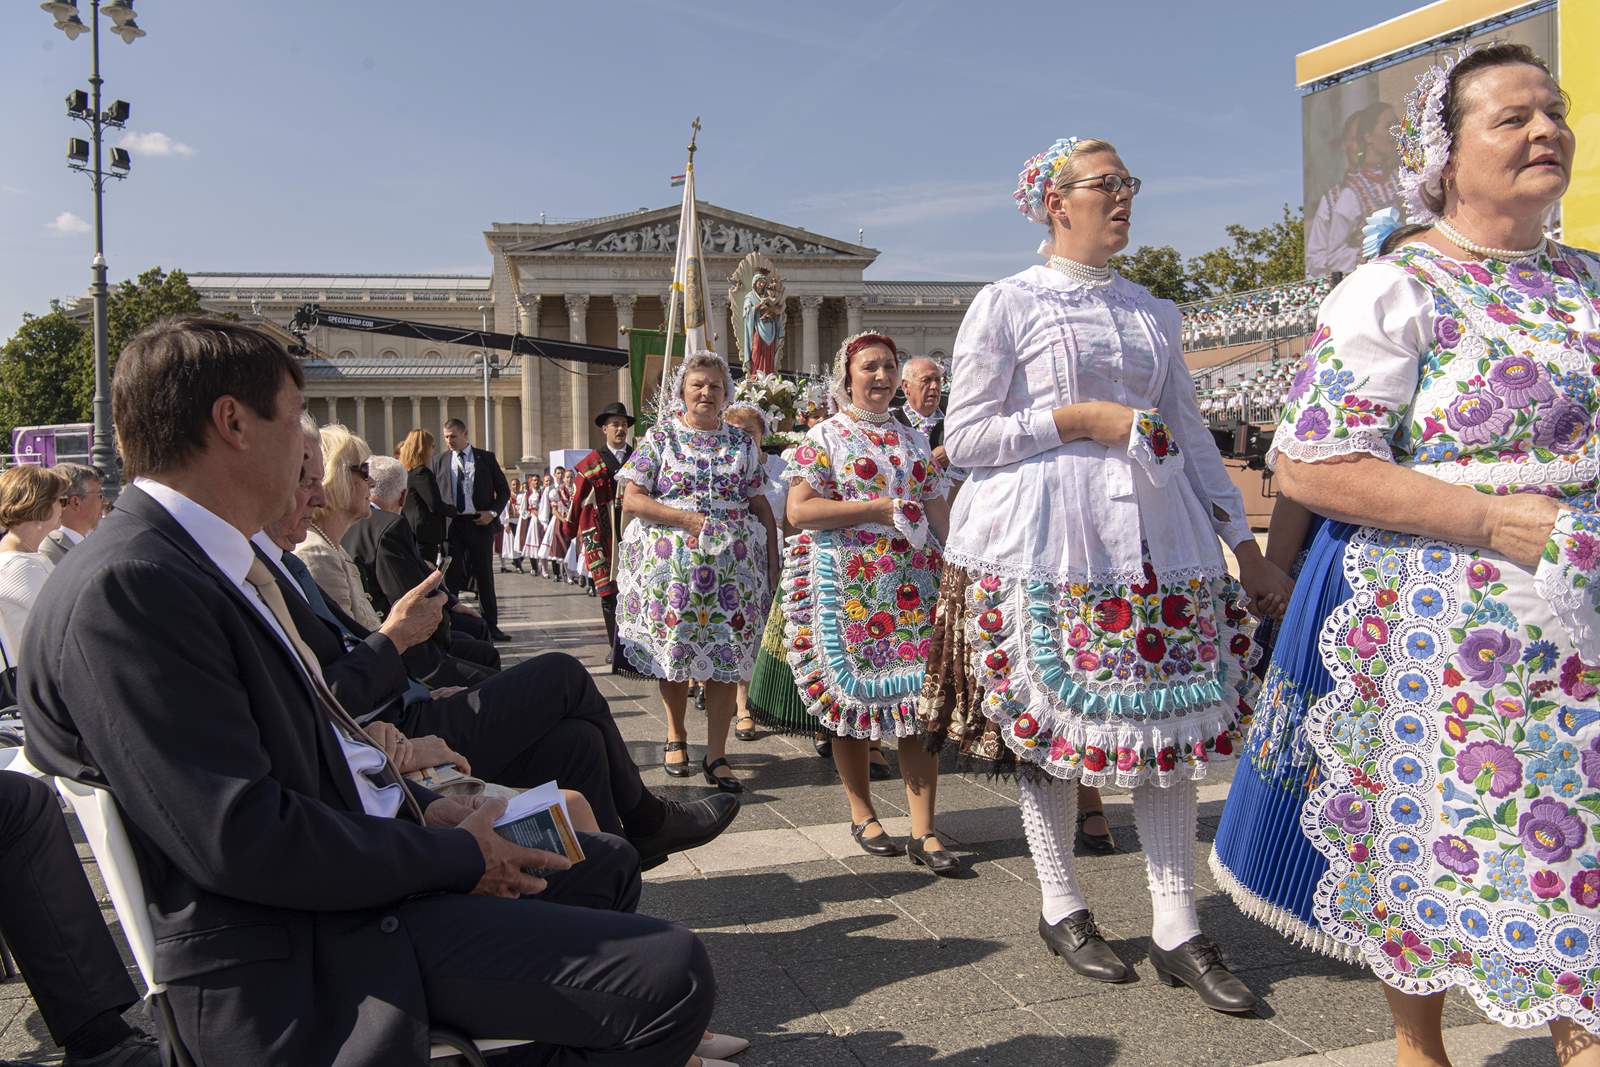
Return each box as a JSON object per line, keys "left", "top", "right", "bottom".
{"left": 1190, "top": 204, "right": 1306, "bottom": 296}
{"left": 0, "top": 307, "right": 88, "bottom": 447}
{"left": 67, "top": 267, "right": 205, "bottom": 411}
{"left": 1108, "top": 244, "right": 1210, "bottom": 303}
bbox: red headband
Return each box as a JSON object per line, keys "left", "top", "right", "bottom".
{"left": 845, "top": 333, "right": 898, "bottom": 361}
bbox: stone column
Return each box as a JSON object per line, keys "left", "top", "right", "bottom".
{"left": 382, "top": 396, "right": 394, "bottom": 455}
{"left": 354, "top": 396, "right": 367, "bottom": 442}
{"left": 326, "top": 396, "right": 340, "bottom": 426}
{"left": 517, "top": 294, "right": 542, "bottom": 466}
{"left": 438, "top": 395, "right": 451, "bottom": 427}
{"left": 799, "top": 295, "right": 823, "bottom": 375}
{"left": 710, "top": 294, "right": 729, "bottom": 356}
{"left": 565, "top": 293, "right": 590, "bottom": 449}
{"left": 409, "top": 396, "right": 422, "bottom": 434}
{"left": 465, "top": 393, "right": 477, "bottom": 442}
{"left": 845, "top": 295, "right": 864, "bottom": 337}
{"left": 492, "top": 397, "right": 506, "bottom": 460}
{"left": 613, "top": 293, "right": 637, "bottom": 407}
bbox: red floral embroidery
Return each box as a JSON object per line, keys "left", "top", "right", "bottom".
{"left": 1093, "top": 597, "right": 1134, "bottom": 632}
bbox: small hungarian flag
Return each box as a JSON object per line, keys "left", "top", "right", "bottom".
{"left": 669, "top": 174, "right": 686, "bottom": 187}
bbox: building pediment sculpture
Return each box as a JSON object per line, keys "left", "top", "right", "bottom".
{"left": 727, "top": 253, "right": 786, "bottom": 374}
{"left": 545, "top": 219, "right": 843, "bottom": 258}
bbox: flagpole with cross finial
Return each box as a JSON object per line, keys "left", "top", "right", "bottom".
{"left": 659, "top": 117, "right": 702, "bottom": 399}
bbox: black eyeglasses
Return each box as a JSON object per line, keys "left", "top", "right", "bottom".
{"left": 349, "top": 462, "right": 370, "bottom": 479}
{"left": 1060, "top": 173, "right": 1142, "bottom": 197}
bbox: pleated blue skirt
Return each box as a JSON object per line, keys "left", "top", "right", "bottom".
{"left": 1210, "top": 518, "right": 1362, "bottom": 960}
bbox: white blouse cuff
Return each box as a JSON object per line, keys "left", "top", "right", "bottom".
{"left": 1030, "top": 407, "right": 1062, "bottom": 447}
{"left": 1268, "top": 431, "right": 1395, "bottom": 469}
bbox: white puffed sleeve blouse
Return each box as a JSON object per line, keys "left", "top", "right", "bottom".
{"left": 943, "top": 265, "right": 1252, "bottom": 585}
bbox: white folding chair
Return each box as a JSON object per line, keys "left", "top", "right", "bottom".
{"left": 53, "top": 778, "right": 532, "bottom": 1066}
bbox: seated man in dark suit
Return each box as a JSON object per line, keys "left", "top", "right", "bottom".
{"left": 263, "top": 415, "right": 737, "bottom": 869}
{"left": 344, "top": 455, "right": 500, "bottom": 674}
{"left": 20, "top": 317, "right": 715, "bottom": 1066}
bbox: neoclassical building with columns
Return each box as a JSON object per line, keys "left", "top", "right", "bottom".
{"left": 192, "top": 203, "right": 982, "bottom": 473}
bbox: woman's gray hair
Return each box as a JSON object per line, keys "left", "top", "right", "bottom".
{"left": 367, "top": 454, "right": 407, "bottom": 504}
{"left": 660, "top": 350, "right": 736, "bottom": 420}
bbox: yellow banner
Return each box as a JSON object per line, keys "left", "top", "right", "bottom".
{"left": 1560, "top": 0, "right": 1600, "bottom": 248}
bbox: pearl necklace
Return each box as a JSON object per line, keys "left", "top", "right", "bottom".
{"left": 1434, "top": 218, "right": 1545, "bottom": 261}
{"left": 845, "top": 404, "right": 893, "bottom": 425}
{"left": 1047, "top": 255, "right": 1112, "bottom": 285}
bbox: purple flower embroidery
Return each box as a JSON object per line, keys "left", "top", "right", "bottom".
{"left": 1518, "top": 797, "right": 1587, "bottom": 862}
{"left": 690, "top": 565, "right": 717, "bottom": 593}
{"left": 1433, "top": 834, "right": 1481, "bottom": 874}
{"left": 1456, "top": 629, "right": 1521, "bottom": 686}
{"left": 1463, "top": 262, "right": 1494, "bottom": 286}
{"left": 1572, "top": 870, "right": 1600, "bottom": 909}
{"left": 1567, "top": 532, "right": 1600, "bottom": 571}
{"left": 1323, "top": 793, "right": 1372, "bottom": 834}
{"left": 1288, "top": 362, "right": 1316, "bottom": 402}
{"left": 653, "top": 536, "right": 673, "bottom": 559}
{"left": 1455, "top": 739, "right": 1523, "bottom": 797}
{"left": 1532, "top": 869, "right": 1566, "bottom": 899}
{"left": 1294, "top": 406, "right": 1332, "bottom": 442}
{"left": 1444, "top": 390, "right": 1514, "bottom": 447}
{"left": 1486, "top": 357, "right": 1556, "bottom": 407}
{"left": 1532, "top": 399, "right": 1591, "bottom": 453}
{"left": 1508, "top": 263, "right": 1556, "bottom": 298}
{"left": 1466, "top": 560, "right": 1501, "bottom": 589}
{"left": 666, "top": 582, "right": 689, "bottom": 610}
{"left": 731, "top": 538, "right": 749, "bottom": 562}
{"left": 1582, "top": 737, "right": 1600, "bottom": 789}
{"left": 1433, "top": 316, "right": 1462, "bottom": 348}
{"left": 717, "top": 583, "right": 740, "bottom": 612}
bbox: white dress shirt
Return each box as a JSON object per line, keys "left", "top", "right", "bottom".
{"left": 451, "top": 447, "right": 477, "bottom": 511}
{"left": 59, "top": 526, "right": 85, "bottom": 546}
{"left": 138, "top": 479, "right": 402, "bottom": 819}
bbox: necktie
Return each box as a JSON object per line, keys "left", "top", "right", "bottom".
{"left": 243, "top": 558, "right": 425, "bottom": 822}
{"left": 454, "top": 453, "right": 467, "bottom": 513}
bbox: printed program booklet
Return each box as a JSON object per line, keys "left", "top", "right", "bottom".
{"left": 494, "top": 781, "right": 585, "bottom": 869}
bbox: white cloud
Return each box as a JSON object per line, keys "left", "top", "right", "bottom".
{"left": 48, "top": 211, "right": 91, "bottom": 235}
{"left": 118, "top": 130, "right": 195, "bottom": 157}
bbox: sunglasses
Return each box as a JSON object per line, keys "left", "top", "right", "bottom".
{"left": 1059, "top": 173, "right": 1142, "bottom": 197}
{"left": 349, "top": 462, "right": 370, "bottom": 479}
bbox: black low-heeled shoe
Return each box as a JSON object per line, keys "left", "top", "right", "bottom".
{"left": 702, "top": 756, "right": 744, "bottom": 793}
{"left": 1075, "top": 808, "right": 1116, "bottom": 854}
{"left": 733, "top": 716, "right": 759, "bottom": 741}
{"left": 850, "top": 817, "right": 903, "bottom": 856}
{"left": 663, "top": 740, "right": 694, "bottom": 778}
{"left": 907, "top": 833, "right": 961, "bottom": 876}
{"left": 868, "top": 749, "right": 893, "bottom": 781}
{"left": 813, "top": 733, "right": 833, "bottom": 759}
{"left": 1039, "top": 911, "right": 1134, "bottom": 983}
{"left": 1148, "top": 934, "right": 1258, "bottom": 1014}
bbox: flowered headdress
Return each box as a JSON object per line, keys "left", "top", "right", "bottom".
{"left": 829, "top": 330, "right": 899, "bottom": 411}
{"left": 658, "top": 349, "right": 736, "bottom": 423}
{"left": 722, "top": 400, "right": 768, "bottom": 437}
{"left": 1015, "top": 136, "right": 1087, "bottom": 255}
{"left": 1395, "top": 46, "right": 1475, "bottom": 223}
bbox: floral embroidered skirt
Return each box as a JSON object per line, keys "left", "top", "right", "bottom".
{"left": 1299, "top": 523, "right": 1600, "bottom": 1031}
{"left": 615, "top": 517, "right": 768, "bottom": 683}
{"left": 917, "top": 560, "right": 1260, "bottom": 788}
{"left": 781, "top": 526, "right": 943, "bottom": 740}
{"left": 1211, "top": 517, "right": 1361, "bottom": 961}
{"left": 748, "top": 596, "right": 811, "bottom": 735}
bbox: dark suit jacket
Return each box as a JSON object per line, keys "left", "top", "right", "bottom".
{"left": 403, "top": 464, "right": 450, "bottom": 548}
{"left": 431, "top": 446, "right": 510, "bottom": 533}
{"left": 19, "top": 486, "right": 483, "bottom": 1064}
{"left": 891, "top": 401, "right": 944, "bottom": 448}
{"left": 342, "top": 507, "right": 457, "bottom": 648}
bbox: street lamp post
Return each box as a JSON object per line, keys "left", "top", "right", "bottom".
{"left": 476, "top": 305, "right": 497, "bottom": 454}
{"left": 42, "top": 0, "right": 146, "bottom": 496}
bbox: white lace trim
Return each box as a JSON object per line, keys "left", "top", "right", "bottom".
{"left": 1207, "top": 849, "right": 1362, "bottom": 964}
{"left": 940, "top": 549, "right": 1229, "bottom": 588}
{"left": 1535, "top": 511, "right": 1600, "bottom": 661}
{"left": 1267, "top": 433, "right": 1395, "bottom": 469}
{"left": 1400, "top": 457, "right": 1598, "bottom": 488}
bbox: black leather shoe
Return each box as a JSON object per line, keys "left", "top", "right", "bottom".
{"left": 663, "top": 740, "right": 695, "bottom": 777}
{"left": 850, "top": 817, "right": 903, "bottom": 856}
{"left": 734, "top": 715, "right": 759, "bottom": 741}
{"left": 1039, "top": 911, "right": 1134, "bottom": 983}
{"left": 632, "top": 793, "right": 740, "bottom": 870}
{"left": 489, "top": 628, "right": 513, "bottom": 643}
{"left": 868, "top": 748, "right": 894, "bottom": 780}
{"left": 1149, "top": 934, "right": 1258, "bottom": 1014}
{"left": 702, "top": 755, "right": 744, "bottom": 793}
{"left": 813, "top": 733, "right": 833, "bottom": 759}
{"left": 1075, "top": 808, "right": 1116, "bottom": 854}
{"left": 908, "top": 833, "right": 961, "bottom": 876}
{"left": 64, "top": 1032, "right": 161, "bottom": 1067}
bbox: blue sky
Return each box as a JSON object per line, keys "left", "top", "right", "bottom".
{"left": 1, "top": 0, "right": 1419, "bottom": 335}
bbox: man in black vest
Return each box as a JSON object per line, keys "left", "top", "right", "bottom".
{"left": 431, "top": 418, "right": 512, "bottom": 641}
{"left": 20, "top": 317, "right": 714, "bottom": 1065}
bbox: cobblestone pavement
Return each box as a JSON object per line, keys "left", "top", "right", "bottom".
{"left": 0, "top": 570, "right": 1559, "bottom": 1065}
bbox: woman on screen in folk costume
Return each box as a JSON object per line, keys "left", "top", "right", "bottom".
{"left": 1218, "top": 44, "right": 1600, "bottom": 1063}
{"left": 535, "top": 471, "right": 558, "bottom": 579}
{"left": 498, "top": 477, "right": 522, "bottom": 573}
{"left": 615, "top": 352, "right": 780, "bottom": 792}
{"left": 541, "top": 467, "right": 573, "bottom": 581}
{"left": 918, "top": 136, "right": 1292, "bottom": 1009}
{"left": 783, "top": 331, "right": 960, "bottom": 875}
{"left": 514, "top": 474, "right": 539, "bottom": 573}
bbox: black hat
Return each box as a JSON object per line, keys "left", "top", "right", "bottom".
{"left": 594, "top": 402, "right": 635, "bottom": 429}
